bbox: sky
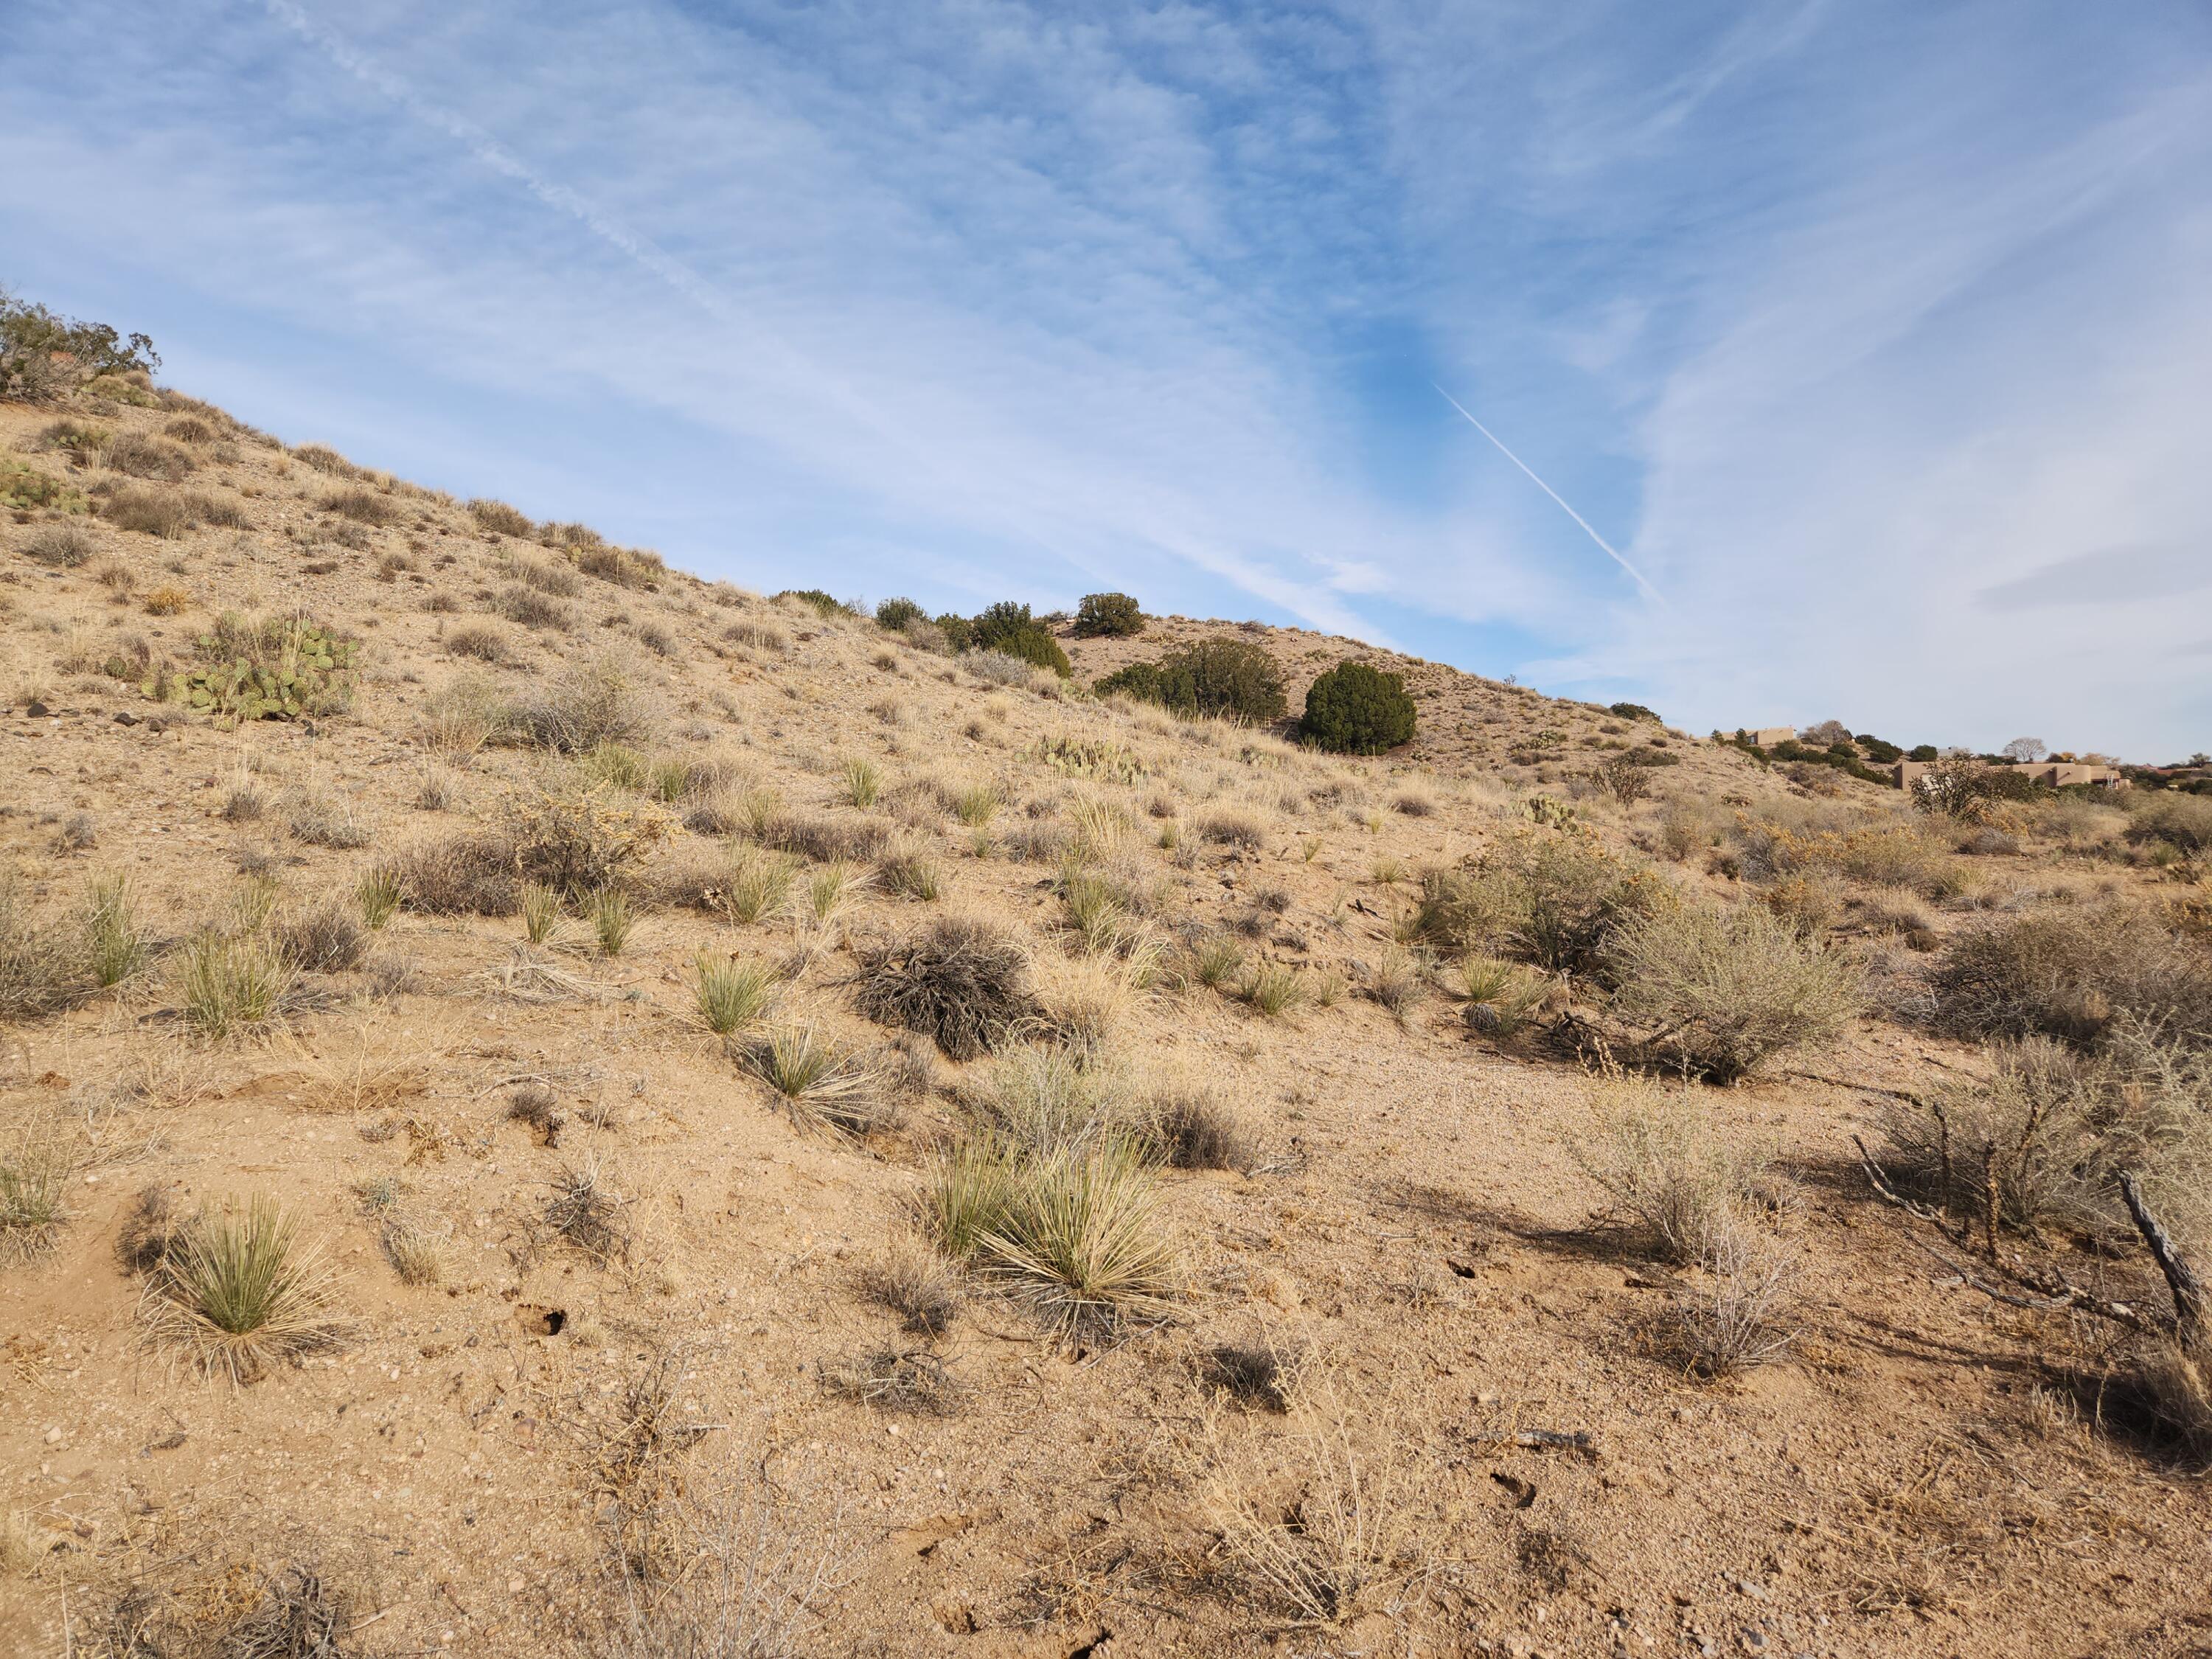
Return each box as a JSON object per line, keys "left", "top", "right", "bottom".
{"left": 6, "top": 1, "right": 2210, "bottom": 759}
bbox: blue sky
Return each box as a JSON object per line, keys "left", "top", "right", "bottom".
{"left": 7, "top": 1, "right": 2210, "bottom": 757}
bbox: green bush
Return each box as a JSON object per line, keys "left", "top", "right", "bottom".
{"left": 1608, "top": 702, "right": 1660, "bottom": 723}
{"left": 1300, "top": 660, "right": 1415, "bottom": 754}
{"left": 995, "top": 626, "right": 1071, "bottom": 678}
{"left": 970, "top": 601, "right": 1039, "bottom": 651}
{"left": 875, "top": 597, "right": 925, "bottom": 632}
{"left": 935, "top": 613, "right": 975, "bottom": 653}
{"left": 1856, "top": 734, "right": 1905, "bottom": 763}
{"left": 774, "top": 588, "right": 846, "bottom": 619}
{"left": 1908, "top": 744, "right": 1938, "bottom": 762}
{"left": 1096, "top": 638, "right": 1284, "bottom": 723}
{"left": 1, "top": 286, "right": 158, "bottom": 404}
{"left": 1072, "top": 592, "right": 1144, "bottom": 638}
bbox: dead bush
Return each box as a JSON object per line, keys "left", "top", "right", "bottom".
{"left": 1929, "top": 903, "right": 2212, "bottom": 1048}
{"left": 759, "top": 810, "right": 889, "bottom": 864}
{"left": 319, "top": 486, "right": 398, "bottom": 526}
{"left": 469, "top": 497, "right": 535, "bottom": 537}
{"left": 1672, "top": 1224, "right": 1799, "bottom": 1377}
{"left": 274, "top": 902, "right": 369, "bottom": 972}
{"left": 855, "top": 917, "right": 1038, "bottom": 1060}
{"left": 497, "top": 584, "right": 574, "bottom": 630}
{"left": 105, "top": 430, "right": 195, "bottom": 480}
{"left": 546, "top": 1159, "right": 630, "bottom": 1262}
{"left": 1603, "top": 902, "right": 1860, "bottom": 1082}
{"left": 865, "top": 1241, "right": 962, "bottom": 1336}
{"left": 1, "top": 878, "right": 86, "bottom": 1020}
{"left": 377, "top": 833, "right": 521, "bottom": 916}
{"left": 1571, "top": 1077, "right": 1772, "bottom": 1263}
{"left": 102, "top": 484, "right": 201, "bottom": 538}
{"left": 22, "top": 522, "right": 96, "bottom": 567}
{"left": 818, "top": 1346, "right": 959, "bottom": 1413}
{"left": 509, "top": 653, "right": 664, "bottom": 752}
{"left": 501, "top": 779, "right": 674, "bottom": 897}
{"left": 446, "top": 622, "right": 511, "bottom": 662}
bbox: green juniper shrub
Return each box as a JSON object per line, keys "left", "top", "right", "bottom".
{"left": 1072, "top": 592, "right": 1144, "bottom": 638}
{"left": 1857, "top": 734, "right": 1905, "bottom": 764}
{"left": 970, "top": 601, "right": 1037, "bottom": 652}
{"left": 1908, "top": 744, "right": 1938, "bottom": 762}
{"left": 775, "top": 588, "right": 847, "bottom": 619}
{"left": 1300, "top": 660, "right": 1416, "bottom": 754}
{"left": 1097, "top": 639, "right": 1284, "bottom": 724}
{"left": 997, "top": 627, "right": 1071, "bottom": 678}
{"left": 875, "top": 597, "right": 925, "bottom": 633}
{"left": 1608, "top": 702, "right": 1660, "bottom": 723}
{"left": 935, "top": 613, "right": 975, "bottom": 653}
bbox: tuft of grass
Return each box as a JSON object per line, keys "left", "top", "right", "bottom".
{"left": 139, "top": 1197, "right": 347, "bottom": 1381}
{"left": 865, "top": 1241, "right": 963, "bottom": 1337}
{"left": 1675, "top": 1225, "right": 1798, "bottom": 1378}
{"left": 953, "top": 782, "right": 1001, "bottom": 828}
{"left": 521, "top": 880, "right": 564, "bottom": 945}
{"left": 1150, "top": 1080, "right": 1254, "bottom": 1170}
{"left": 1, "top": 1125, "right": 74, "bottom": 1263}
{"left": 1191, "top": 934, "right": 1245, "bottom": 991}
{"left": 545, "top": 1158, "right": 630, "bottom": 1262}
{"left": 790, "top": 860, "right": 871, "bottom": 929}
{"left": 841, "top": 754, "right": 882, "bottom": 808}
{"left": 971, "top": 1138, "right": 1179, "bottom": 1341}
{"left": 1, "top": 880, "right": 85, "bottom": 1020}
{"left": 357, "top": 866, "right": 401, "bottom": 930}
{"left": 589, "top": 886, "right": 636, "bottom": 956}
{"left": 1363, "top": 947, "right": 1425, "bottom": 1018}
{"left": 742, "top": 1026, "right": 887, "bottom": 1135}
{"left": 83, "top": 874, "right": 147, "bottom": 988}
{"left": 714, "top": 844, "right": 798, "bottom": 925}
{"left": 381, "top": 1218, "right": 447, "bottom": 1287}
{"left": 179, "top": 934, "right": 293, "bottom": 1036}
{"left": 695, "top": 952, "right": 776, "bottom": 1035}
{"left": 1456, "top": 953, "right": 1545, "bottom": 1037}
{"left": 273, "top": 902, "right": 369, "bottom": 973}
{"left": 921, "top": 1137, "right": 1021, "bottom": 1262}
{"left": 1242, "top": 961, "right": 1308, "bottom": 1019}
{"left": 1571, "top": 1079, "right": 1771, "bottom": 1265}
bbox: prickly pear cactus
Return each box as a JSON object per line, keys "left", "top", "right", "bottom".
{"left": 180, "top": 619, "right": 356, "bottom": 727}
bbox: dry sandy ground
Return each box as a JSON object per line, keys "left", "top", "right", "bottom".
{"left": 1, "top": 386, "right": 2207, "bottom": 1659}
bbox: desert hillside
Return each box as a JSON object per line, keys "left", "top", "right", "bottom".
{"left": 2, "top": 368, "right": 2210, "bottom": 1659}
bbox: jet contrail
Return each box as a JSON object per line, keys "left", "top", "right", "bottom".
{"left": 1433, "top": 384, "right": 1665, "bottom": 605}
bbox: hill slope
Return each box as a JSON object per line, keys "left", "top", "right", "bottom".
{"left": 2, "top": 378, "right": 2209, "bottom": 1659}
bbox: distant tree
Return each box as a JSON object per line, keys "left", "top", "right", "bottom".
{"left": 875, "top": 597, "right": 924, "bottom": 632}
{"left": 1801, "top": 719, "right": 1852, "bottom": 748}
{"left": 2191, "top": 752, "right": 2210, "bottom": 768}
{"left": 970, "top": 602, "right": 1036, "bottom": 652}
{"left": 1609, "top": 701, "right": 1660, "bottom": 723}
{"left": 1097, "top": 639, "right": 1284, "bottom": 723}
{"left": 994, "top": 626, "right": 1071, "bottom": 678}
{"left": 1908, "top": 744, "right": 1939, "bottom": 762}
{"left": 1071, "top": 592, "right": 1144, "bottom": 638}
{"left": 933, "top": 613, "right": 975, "bottom": 653}
{"left": 1, "top": 285, "right": 159, "bottom": 404}
{"left": 1301, "top": 661, "right": 1416, "bottom": 754}
{"left": 1856, "top": 734, "right": 1904, "bottom": 764}
{"left": 2002, "top": 737, "right": 2048, "bottom": 763}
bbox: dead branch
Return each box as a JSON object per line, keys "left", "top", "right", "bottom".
{"left": 2119, "top": 1171, "right": 2206, "bottom": 1340}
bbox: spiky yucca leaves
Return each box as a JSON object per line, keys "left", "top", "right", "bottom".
{"left": 521, "top": 880, "right": 563, "bottom": 945}
{"left": 840, "top": 754, "right": 881, "bottom": 808}
{"left": 590, "top": 886, "right": 636, "bottom": 956}
{"left": 713, "top": 843, "right": 797, "bottom": 925}
{"left": 357, "top": 866, "right": 402, "bottom": 930}
{"left": 742, "top": 1026, "right": 886, "bottom": 1135}
{"left": 139, "top": 1198, "right": 347, "bottom": 1380}
{"left": 922, "top": 1137, "right": 1020, "bottom": 1263}
{"left": 1243, "top": 962, "right": 1308, "bottom": 1019}
{"left": 972, "top": 1138, "right": 1179, "bottom": 1341}
{"left": 694, "top": 953, "right": 776, "bottom": 1035}
{"left": 1, "top": 1127, "right": 74, "bottom": 1262}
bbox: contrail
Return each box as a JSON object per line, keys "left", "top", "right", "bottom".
{"left": 1433, "top": 384, "right": 1665, "bottom": 605}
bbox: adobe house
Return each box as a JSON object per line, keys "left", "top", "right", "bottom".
{"left": 1891, "top": 759, "right": 2121, "bottom": 790}
{"left": 1747, "top": 726, "right": 1795, "bottom": 748}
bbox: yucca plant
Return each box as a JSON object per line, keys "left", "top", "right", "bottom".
{"left": 582, "top": 740, "right": 650, "bottom": 790}
{"left": 742, "top": 1026, "right": 884, "bottom": 1135}
{"left": 520, "top": 880, "right": 563, "bottom": 945}
{"left": 695, "top": 952, "right": 776, "bottom": 1035}
{"left": 841, "top": 754, "right": 882, "bottom": 809}
{"left": 1060, "top": 866, "right": 1131, "bottom": 955}
{"left": 180, "top": 934, "right": 293, "bottom": 1036}
{"left": 83, "top": 874, "right": 147, "bottom": 987}
{"left": 974, "top": 1138, "right": 1179, "bottom": 1340}
{"left": 1458, "top": 953, "right": 1545, "bottom": 1036}
{"left": 229, "top": 874, "right": 279, "bottom": 934}
{"left": 648, "top": 758, "right": 692, "bottom": 804}
{"left": 589, "top": 886, "right": 634, "bottom": 956}
{"left": 922, "top": 1136, "right": 1019, "bottom": 1262}
{"left": 140, "top": 1197, "right": 348, "bottom": 1381}
{"left": 791, "top": 860, "right": 871, "bottom": 928}
{"left": 356, "top": 867, "right": 401, "bottom": 931}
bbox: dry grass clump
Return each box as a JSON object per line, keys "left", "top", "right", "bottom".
{"left": 1571, "top": 1077, "right": 1773, "bottom": 1264}
{"left": 1242, "top": 961, "right": 1309, "bottom": 1019}
{"left": 505, "top": 549, "right": 583, "bottom": 596}
{"left": 1363, "top": 946, "right": 1425, "bottom": 1018}
{"left": 1200, "top": 807, "right": 1267, "bottom": 849}
{"left": 741, "top": 1026, "right": 888, "bottom": 1136}
{"left": 92, "top": 1562, "right": 360, "bottom": 1659}
{"left": 469, "top": 496, "right": 535, "bottom": 536}
{"left": 178, "top": 933, "right": 295, "bottom": 1035}
{"left": 1602, "top": 902, "right": 1860, "bottom": 1082}
{"left": 1413, "top": 834, "right": 1658, "bottom": 974}
{"left": 1200, "top": 1376, "right": 1419, "bottom": 1624}
{"left": 138, "top": 1197, "right": 347, "bottom": 1381}
{"left": 546, "top": 1159, "right": 632, "bottom": 1262}
{"left": 1672, "top": 1225, "right": 1799, "bottom": 1378}
{"left": 292, "top": 442, "right": 360, "bottom": 476}
{"left": 1929, "top": 903, "right": 2212, "bottom": 1048}
{"left": 1147, "top": 1077, "right": 1255, "bottom": 1169}
{"left": 83, "top": 873, "right": 148, "bottom": 987}
{"left": 723, "top": 616, "right": 791, "bottom": 652}
{"left": 759, "top": 809, "right": 889, "bottom": 865}
{"left": 417, "top": 672, "right": 505, "bottom": 759}
{"left": 319, "top": 485, "right": 400, "bottom": 525}
{"left": 498, "top": 584, "right": 573, "bottom": 630}
{"left": 1190, "top": 933, "right": 1245, "bottom": 990}
{"left": 855, "top": 916, "right": 1039, "bottom": 1059}
{"left": 273, "top": 901, "right": 369, "bottom": 973}
{"left": 509, "top": 652, "right": 664, "bottom": 753}
{"left": 381, "top": 1216, "right": 448, "bottom": 1287}
{"left": 865, "top": 1240, "right": 963, "bottom": 1337}
{"left": 284, "top": 783, "right": 375, "bottom": 849}
{"left": 1, "top": 1119, "right": 75, "bottom": 1263}
{"left": 818, "top": 1346, "right": 959, "bottom": 1413}
{"left": 445, "top": 620, "right": 512, "bottom": 662}
{"left": 1200, "top": 1340, "right": 1302, "bottom": 1411}
{"left": 2132, "top": 1342, "right": 2212, "bottom": 1464}
{"left": 102, "top": 484, "right": 201, "bottom": 538}
{"left": 376, "top": 831, "right": 521, "bottom": 916}
{"left": 105, "top": 429, "right": 195, "bottom": 480}
{"left": 1034, "top": 950, "right": 1154, "bottom": 1062}
{"left": 1456, "top": 953, "right": 1546, "bottom": 1037}
{"left": 501, "top": 777, "right": 675, "bottom": 897}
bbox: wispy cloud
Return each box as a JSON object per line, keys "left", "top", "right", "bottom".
{"left": 4, "top": 0, "right": 2208, "bottom": 753}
